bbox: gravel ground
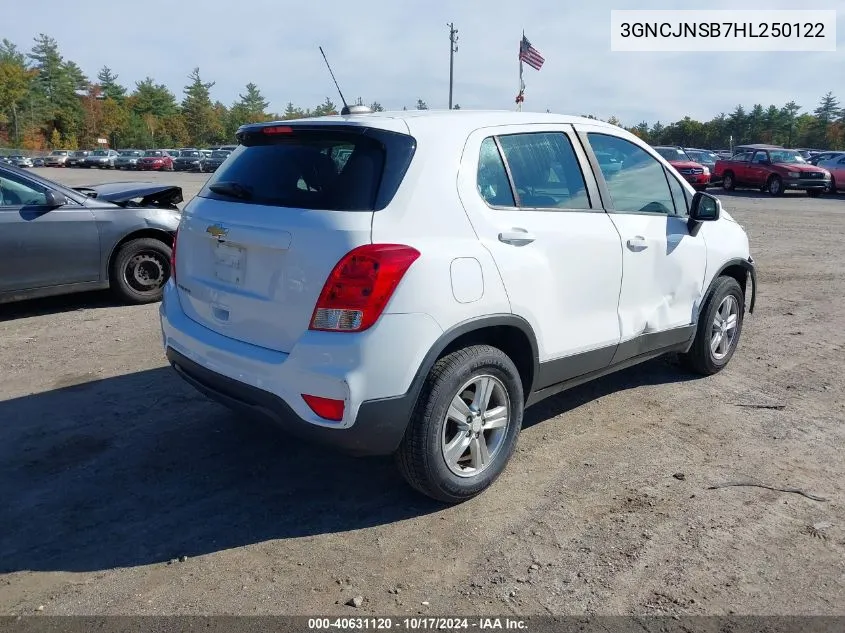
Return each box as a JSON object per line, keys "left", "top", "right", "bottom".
{"left": 1, "top": 168, "right": 844, "bottom": 616}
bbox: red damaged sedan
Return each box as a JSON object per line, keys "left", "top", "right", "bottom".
{"left": 654, "top": 146, "right": 711, "bottom": 191}
{"left": 137, "top": 150, "right": 175, "bottom": 171}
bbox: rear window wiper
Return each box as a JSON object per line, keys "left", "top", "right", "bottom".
{"left": 208, "top": 181, "right": 252, "bottom": 200}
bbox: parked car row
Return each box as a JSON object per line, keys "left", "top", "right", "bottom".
{"left": 40, "top": 146, "right": 236, "bottom": 173}
{"left": 643, "top": 142, "right": 843, "bottom": 197}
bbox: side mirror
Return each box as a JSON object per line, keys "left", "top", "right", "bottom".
{"left": 44, "top": 191, "right": 67, "bottom": 207}
{"left": 689, "top": 191, "right": 721, "bottom": 222}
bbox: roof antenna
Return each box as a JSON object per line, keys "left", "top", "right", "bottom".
{"left": 319, "top": 46, "right": 371, "bottom": 115}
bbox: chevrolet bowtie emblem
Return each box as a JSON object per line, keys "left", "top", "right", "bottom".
{"left": 206, "top": 224, "right": 228, "bottom": 239}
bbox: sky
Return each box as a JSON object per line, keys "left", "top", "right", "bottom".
{"left": 4, "top": 0, "right": 845, "bottom": 125}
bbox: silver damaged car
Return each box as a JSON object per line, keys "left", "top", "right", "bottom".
{"left": 0, "top": 164, "right": 182, "bottom": 305}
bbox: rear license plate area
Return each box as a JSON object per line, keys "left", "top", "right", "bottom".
{"left": 214, "top": 242, "right": 245, "bottom": 285}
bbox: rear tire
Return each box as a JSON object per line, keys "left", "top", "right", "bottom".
{"left": 110, "top": 237, "right": 172, "bottom": 304}
{"left": 396, "top": 345, "right": 524, "bottom": 504}
{"left": 680, "top": 276, "right": 744, "bottom": 376}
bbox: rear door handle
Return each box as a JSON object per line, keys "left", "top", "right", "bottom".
{"left": 626, "top": 236, "right": 648, "bottom": 250}
{"left": 498, "top": 229, "right": 536, "bottom": 245}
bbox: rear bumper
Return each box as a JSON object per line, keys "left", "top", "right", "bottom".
{"left": 166, "top": 347, "right": 413, "bottom": 456}
{"left": 159, "top": 281, "right": 442, "bottom": 456}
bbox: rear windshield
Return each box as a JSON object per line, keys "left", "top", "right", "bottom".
{"left": 200, "top": 131, "right": 392, "bottom": 211}
{"left": 144, "top": 151, "right": 164, "bottom": 157}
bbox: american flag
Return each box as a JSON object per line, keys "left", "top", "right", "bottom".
{"left": 519, "top": 35, "right": 544, "bottom": 71}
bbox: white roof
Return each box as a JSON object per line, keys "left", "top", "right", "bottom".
{"left": 275, "top": 109, "right": 621, "bottom": 135}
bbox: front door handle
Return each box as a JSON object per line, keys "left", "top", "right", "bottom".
{"left": 498, "top": 228, "right": 536, "bottom": 245}
{"left": 626, "top": 236, "right": 648, "bottom": 250}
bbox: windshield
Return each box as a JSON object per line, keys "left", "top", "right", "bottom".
{"left": 181, "top": 151, "right": 201, "bottom": 157}
{"left": 92, "top": 150, "right": 108, "bottom": 156}
{"left": 50, "top": 150, "right": 68, "bottom": 156}
{"left": 73, "top": 151, "right": 87, "bottom": 156}
{"left": 210, "top": 151, "right": 230, "bottom": 159}
{"left": 769, "top": 150, "right": 807, "bottom": 164}
{"left": 144, "top": 151, "right": 164, "bottom": 157}
{"left": 655, "top": 147, "right": 690, "bottom": 161}
{"left": 120, "top": 150, "right": 142, "bottom": 156}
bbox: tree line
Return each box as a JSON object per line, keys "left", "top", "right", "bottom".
{"left": 0, "top": 34, "right": 842, "bottom": 151}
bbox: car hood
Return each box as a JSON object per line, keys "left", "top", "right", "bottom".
{"left": 774, "top": 163, "right": 826, "bottom": 173}
{"left": 73, "top": 182, "right": 183, "bottom": 209}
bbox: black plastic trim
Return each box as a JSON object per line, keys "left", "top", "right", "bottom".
{"left": 410, "top": 313, "right": 541, "bottom": 395}
{"left": 167, "top": 348, "right": 413, "bottom": 457}
{"left": 531, "top": 324, "right": 695, "bottom": 403}
{"left": 610, "top": 325, "right": 696, "bottom": 365}
{"left": 707, "top": 257, "right": 757, "bottom": 315}
{"left": 535, "top": 345, "right": 616, "bottom": 390}
{"left": 526, "top": 333, "right": 694, "bottom": 407}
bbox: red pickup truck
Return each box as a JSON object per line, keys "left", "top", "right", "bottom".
{"left": 714, "top": 145, "right": 832, "bottom": 197}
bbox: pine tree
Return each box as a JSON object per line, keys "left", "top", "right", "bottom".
{"left": 237, "top": 82, "right": 269, "bottom": 116}
{"left": 97, "top": 66, "right": 126, "bottom": 102}
{"left": 181, "top": 67, "right": 218, "bottom": 146}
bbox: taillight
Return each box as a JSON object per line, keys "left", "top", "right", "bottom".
{"left": 263, "top": 125, "right": 293, "bottom": 135}
{"left": 170, "top": 229, "right": 178, "bottom": 282}
{"left": 301, "top": 394, "right": 345, "bottom": 421}
{"left": 309, "top": 244, "right": 421, "bottom": 332}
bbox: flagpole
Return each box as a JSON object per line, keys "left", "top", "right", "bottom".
{"left": 517, "top": 30, "right": 524, "bottom": 111}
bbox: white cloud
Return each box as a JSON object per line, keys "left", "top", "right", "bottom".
{"left": 5, "top": 0, "right": 844, "bottom": 123}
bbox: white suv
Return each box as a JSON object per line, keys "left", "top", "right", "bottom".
{"left": 160, "top": 110, "right": 756, "bottom": 503}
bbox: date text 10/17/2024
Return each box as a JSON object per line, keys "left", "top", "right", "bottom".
{"left": 609, "top": 9, "right": 837, "bottom": 52}
{"left": 307, "top": 618, "right": 528, "bottom": 630}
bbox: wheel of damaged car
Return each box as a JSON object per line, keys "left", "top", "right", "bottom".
{"left": 110, "top": 237, "right": 172, "bottom": 304}
{"left": 722, "top": 172, "right": 735, "bottom": 191}
{"left": 396, "top": 345, "right": 523, "bottom": 503}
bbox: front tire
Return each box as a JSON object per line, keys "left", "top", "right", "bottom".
{"left": 722, "top": 172, "right": 735, "bottom": 191}
{"left": 827, "top": 177, "right": 836, "bottom": 194}
{"left": 767, "top": 175, "right": 784, "bottom": 196}
{"left": 396, "top": 345, "right": 524, "bottom": 503}
{"left": 681, "top": 276, "right": 744, "bottom": 376}
{"left": 110, "top": 237, "right": 172, "bottom": 304}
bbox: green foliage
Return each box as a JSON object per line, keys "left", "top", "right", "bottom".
{"left": 182, "top": 67, "right": 219, "bottom": 145}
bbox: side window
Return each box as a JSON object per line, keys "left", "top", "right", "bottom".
{"left": 476, "top": 137, "right": 515, "bottom": 207}
{"left": 752, "top": 151, "right": 768, "bottom": 164}
{"left": 496, "top": 133, "right": 590, "bottom": 209}
{"left": 837, "top": 156, "right": 845, "bottom": 165}
{"left": 0, "top": 172, "right": 49, "bottom": 206}
{"left": 666, "top": 172, "right": 689, "bottom": 216}
{"left": 586, "top": 133, "right": 674, "bottom": 215}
